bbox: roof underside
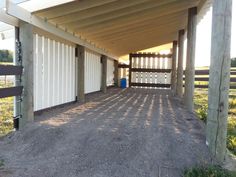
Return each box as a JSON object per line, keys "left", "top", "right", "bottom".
{"left": 32, "top": 0, "right": 207, "bottom": 57}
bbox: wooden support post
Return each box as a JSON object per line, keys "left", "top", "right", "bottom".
{"left": 171, "top": 40, "right": 178, "bottom": 94}
{"left": 184, "top": 7, "right": 197, "bottom": 112}
{"left": 77, "top": 45, "right": 85, "bottom": 102}
{"left": 114, "top": 60, "right": 119, "bottom": 87}
{"left": 206, "top": 0, "right": 232, "bottom": 163}
{"left": 14, "top": 27, "right": 20, "bottom": 130}
{"left": 19, "top": 21, "right": 34, "bottom": 129}
{"left": 101, "top": 55, "right": 107, "bottom": 93}
{"left": 176, "top": 29, "right": 185, "bottom": 98}
{"left": 129, "top": 54, "right": 132, "bottom": 87}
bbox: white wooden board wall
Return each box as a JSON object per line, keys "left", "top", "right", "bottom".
{"left": 84, "top": 49, "right": 102, "bottom": 94}
{"left": 33, "top": 34, "right": 76, "bottom": 111}
{"left": 107, "top": 58, "right": 114, "bottom": 86}
{"left": 131, "top": 57, "right": 172, "bottom": 84}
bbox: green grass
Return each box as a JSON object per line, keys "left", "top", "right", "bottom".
{"left": 0, "top": 80, "right": 14, "bottom": 137}
{"left": 194, "top": 89, "right": 236, "bottom": 156}
{"left": 184, "top": 165, "right": 236, "bottom": 177}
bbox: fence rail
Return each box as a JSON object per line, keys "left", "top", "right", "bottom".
{"left": 186, "top": 69, "right": 236, "bottom": 89}
{"left": 0, "top": 64, "right": 23, "bottom": 98}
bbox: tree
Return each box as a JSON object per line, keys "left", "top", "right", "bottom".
{"left": 0, "top": 50, "right": 13, "bottom": 63}
{"left": 231, "top": 58, "right": 236, "bottom": 67}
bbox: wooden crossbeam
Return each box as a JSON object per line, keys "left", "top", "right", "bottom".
{"left": 131, "top": 68, "right": 172, "bottom": 73}
{"left": 130, "top": 83, "right": 171, "bottom": 88}
{"left": 0, "top": 86, "right": 23, "bottom": 98}
{"left": 0, "top": 65, "right": 23, "bottom": 75}
{"left": 130, "top": 53, "right": 172, "bottom": 58}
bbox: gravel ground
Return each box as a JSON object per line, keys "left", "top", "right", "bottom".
{"left": 0, "top": 88, "right": 214, "bottom": 177}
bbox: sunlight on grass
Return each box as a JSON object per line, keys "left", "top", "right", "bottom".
{"left": 0, "top": 79, "right": 14, "bottom": 137}
{"left": 194, "top": 89, "right": 236, "bottom": 156}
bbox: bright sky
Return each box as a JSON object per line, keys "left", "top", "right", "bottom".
{"left": 0, "top": 1, "right": 236, "bottom": 67}
{"left": 195, "top": 1, "right": 236, "bottom": 66}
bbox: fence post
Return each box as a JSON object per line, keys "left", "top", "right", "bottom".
{"left": 77, "top": 45, "right": 85, "bottom": 102}
{"left": 171, "top": 41, "right": 178, "bottom": 94}
{"left": 176, "top": 29, "right": 185, "bottom": 98}
{"left": 184, "top": 7, "right": 197, "bottom": 112}
{"left": 129, "top": 54, "right": 132, "bottom": 87}
{"left": 19, "top": 21, "right": 34, "bottom": 129}
{"left": 206, "top": 0, "right": 232, "bottom": 163}
{"left": 114, "top": 60, "right": 119, "bottom": 87}
{"left": 101, "top": 55, "right": 107, "bottom": 93}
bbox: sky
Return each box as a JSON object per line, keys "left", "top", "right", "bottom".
{"left": 0, "top": 1, "right": 236, "bottom": 67}
{"left": 195, "top": 1, "right": 236, "bottom": 66}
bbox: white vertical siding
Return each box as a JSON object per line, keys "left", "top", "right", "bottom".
{"left": 107, "top": 58, "right": 114, "bottom": 86}
{"left": 34, "top": 34, "right": 76, "bottom": 111}
{"left": 84, "top": 49, "right": 102, "bottom": 94}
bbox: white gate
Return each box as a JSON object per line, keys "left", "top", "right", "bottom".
{"left": 33, "top": 33, "right": 76, "bottom": 111}
{"left": 130, "top": 53, "right": 172, "bottom": 88}
{"left": 84, "top": 49, "right": 102, "bottom": 94}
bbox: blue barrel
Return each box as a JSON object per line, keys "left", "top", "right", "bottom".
{"left": 120, "top": 78, "right": 127, "bottom": 88}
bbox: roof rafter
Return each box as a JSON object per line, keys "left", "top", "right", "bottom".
{"left": 71, "top": 0, "right": 198, "bottom": 33}
{"left": 104, "top": 32, "right": 177, "bottom": 56}
{"left": 34, "top": 0, "right": 118, "bottom": 19}
{"left": 84, "top": 12, "right": 187, "bottom": 40}
{"left": 57, "top": 0, "right": 177, "bottom": 27}
{"left": 92, "top": 21, "right": 185, "bottom": 43}
{"left": 47, "top": 0, "right": 154, "bottom": 24}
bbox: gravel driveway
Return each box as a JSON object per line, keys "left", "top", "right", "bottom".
{"left": 0, "top": 88, "right": 214, "bottom": 177}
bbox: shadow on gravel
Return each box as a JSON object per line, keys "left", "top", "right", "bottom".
{"left": 0, "top": 88, "right": 214, "bottom": 177}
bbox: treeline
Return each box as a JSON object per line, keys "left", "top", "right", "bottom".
{"left": 0, "top": 50, "right": 13, "bottom": 63}
{"left": 232, "top": 58, "right": 236, "bottom": 67}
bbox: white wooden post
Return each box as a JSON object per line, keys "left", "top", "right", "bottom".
{"left": 176, "top": 29, "right": 185, "bottom": 98}
{"left": 206, "top": 0, "right": 232, "bottom": 163}
{"left": 184, "top": 7, "right": 197, "bottom": 112}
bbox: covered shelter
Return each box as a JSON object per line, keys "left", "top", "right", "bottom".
{"left": 0, "top": 0, "right": 234, "bottom": 170}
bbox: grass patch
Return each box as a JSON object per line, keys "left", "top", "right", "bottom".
{"left": 194, "top": 89, "right": 236, "bottom": 156}
{"left": 0, "top": 79, "right": 14, "bottom": 137}
{"left": 184, "top": 165, "right": 236, "bottom": 177}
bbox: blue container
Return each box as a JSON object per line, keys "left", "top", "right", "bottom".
{"left": 120, "top": 78, "right": 127, "bottom": 88}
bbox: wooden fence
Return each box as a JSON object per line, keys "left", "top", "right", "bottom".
{"left": 118, "top": 65, "right": 236, "bottom": 89}
{"left": 185, "top": 69, "right": 236, "bottom": 89}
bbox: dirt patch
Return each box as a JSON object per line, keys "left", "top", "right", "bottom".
{"left": 0, "top": 88, "right": 214, "bottom": 177}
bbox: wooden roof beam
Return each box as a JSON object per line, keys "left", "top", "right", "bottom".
{"left": 72, "top": 0, "right": 199, "bottom": 33}
{"left": 86, "top": 14, "right": 187, "bottom": 41}
{"left": 34, "top": 0, "right": 118, "bottom": 19}
{"left": 5, "top": 0, "right": 118, "bottom": 59}
{"left": 79, "top": 11, "right": 187, "bottom": 37}
{"left": 90, "top": 21, "right": 185, "bottom": 43}
{"left": 100, "top": 27, "right": 181, "bottom": 47}
{"left": 48, "top": 0, "right": 155, "bottom": 24}
{"left": 107, "top": 34, "right": 176, "bottom": 56}
{"left": 56, "top": 0, "right": 177, "bottom": 26}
